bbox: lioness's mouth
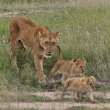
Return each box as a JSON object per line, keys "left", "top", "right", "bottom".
{"left": 46, "top": 53, "right": 52, "bottom": 56}
{"left": 43, "top": 54, "right": 52, "bottom": 58}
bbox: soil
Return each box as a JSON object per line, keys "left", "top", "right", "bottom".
{"left": 1, "top": 102, "right": 110, "bottom": 110}
{"left": 0, "top": 91, "right": 110, "bottom": 110}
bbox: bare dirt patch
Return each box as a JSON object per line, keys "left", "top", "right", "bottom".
{"left": 1, "top": 91, "right": 109, "bottom": 109}
{"left": 23, "top": 91, "right": 110, "bottom": 100}
{"left": 0, "top": 10, "right": 53, "bottom": 18}
{"left": 0, "top": 102, "right": 110, "bottom": 110}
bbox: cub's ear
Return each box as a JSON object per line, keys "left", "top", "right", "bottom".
{"left": 81, "top": 58, "right": 85, "bottom": 60}
{"left": 86, "top": 78, "right": 90, "bottom": 85}
{"left": 81, "top": 58, "right": 86, "bottom": 63}
{"left": 55, "top": 32, "right": 60, "bottom": 38}
{"left": 91, "top": 76, "right": 96, "bottom": 81}
{"left": 72, "top": 59, "right": 77, "bottom": 62}
{"left": 91, "top": 76, "right": 95, "bottom": 79}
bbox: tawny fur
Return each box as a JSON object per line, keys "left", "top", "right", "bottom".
{"left": 63, "top": 76, "right": 97, "bottom": 103}
{"left": 9, "top": 16, "right": 61, "bottom": 83}
{"left": 49, "top": 58, "right": 86, "bottom": 84}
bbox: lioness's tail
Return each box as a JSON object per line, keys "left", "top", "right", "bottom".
{"left": 56, "top": 45, "right": 62, "bottom": 61}
{"left": 2, "top": 35, "right": 10, "bottom": 44}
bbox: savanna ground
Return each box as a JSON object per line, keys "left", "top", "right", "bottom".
{"left": 0, "top": 0, "right": 110, "bottom": 109}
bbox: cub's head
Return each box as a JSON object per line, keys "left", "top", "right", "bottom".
{"left": 34, "top": 26, "right": 60, "bottom": 58}
{"left": 86, "top": 76, "right": 96, "bottom": 89}
{"left": 72, "top": 58, "right": 86, "bottom": 75}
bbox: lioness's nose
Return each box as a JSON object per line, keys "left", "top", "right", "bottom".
{"left": 48, "top": 52, "right": 52, "bottom": 53}
{"left": 48, "top": 52, "right": 52, "bottom": 56}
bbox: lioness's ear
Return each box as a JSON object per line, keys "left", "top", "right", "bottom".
{"left": 55, "top": 32, "right": 60, "bottom": 38}
{"left": 38, "top": 31, "right": 42, "bottom": 37}
{"left": 44, "top": 26, "right": 49, "bottom": 30}
{"left": 38, "top": 31, "right": 44, "bottom": 40}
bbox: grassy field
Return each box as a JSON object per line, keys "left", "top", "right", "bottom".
{"left": 0, "top": 0, "right": 110, "bottom": 109}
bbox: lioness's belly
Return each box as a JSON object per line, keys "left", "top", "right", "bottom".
{"left": 19, "top": 37, "right": 34, "bottom": 51}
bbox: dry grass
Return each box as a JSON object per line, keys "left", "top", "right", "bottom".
{"left": 0, "top": 0, "right": 110, "bottom": 13}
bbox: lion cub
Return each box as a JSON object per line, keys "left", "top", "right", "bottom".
{"left": 62, "top": 76, "right": 97, "bottom": 103}
{"left": 49, "top": 58, "right": 86, "bottom": 84}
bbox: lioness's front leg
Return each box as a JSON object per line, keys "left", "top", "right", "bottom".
{"left": 34, "top": 55, "right": 46, "bottom": 84}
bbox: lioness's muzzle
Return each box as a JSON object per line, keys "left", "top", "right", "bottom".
{"left": 46, "top": 52, "right": 52, "bottom": 56}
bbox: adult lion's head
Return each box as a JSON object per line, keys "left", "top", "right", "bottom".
{"left": 34, "top": 26, "right": 60, "bottom": 58}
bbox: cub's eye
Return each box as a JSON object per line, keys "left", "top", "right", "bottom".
{"left": 80, "top": 66, "right": 82, "bottom": 68}
{"left": 90, "top": 83, "right": 93, "bottom": 85}
{"left": 45, "top": 41, "right": 48, "bottom": 45}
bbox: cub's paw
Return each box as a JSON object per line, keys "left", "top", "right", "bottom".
{"left": 91, "top": 99, "right": 98, "bottom": 103}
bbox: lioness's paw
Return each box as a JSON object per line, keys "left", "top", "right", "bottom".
{"left": 49, "top": 79, "right": 55, "bottom": 83}
{"left": 39, "top": 79, "right": 47, "bottom": 84}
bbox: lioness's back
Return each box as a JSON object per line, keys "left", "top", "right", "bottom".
{"left": 10, "top": 16, "right": 37, "bottom": 30}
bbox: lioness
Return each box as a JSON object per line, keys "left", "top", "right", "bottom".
{"left": 8, "top": 16, "right": 61, "bottom": 83}
{"left": 62, "top": 76, "right": 97, "bottom": 103}
{"left": 49, "top": 58, "right": 86, "bottom": 84}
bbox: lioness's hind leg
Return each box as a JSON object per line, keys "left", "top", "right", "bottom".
{"left": 10, "top": 41, "right": 19, "bottom": 70}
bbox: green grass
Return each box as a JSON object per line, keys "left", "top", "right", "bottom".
{"left": 1, "top": 6, "right": 110, "bottom": 87}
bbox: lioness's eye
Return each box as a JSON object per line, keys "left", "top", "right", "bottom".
{"left": 45, "top": 41, "right": 48, "bottom": 45}
{"left": 52, "top": 42, "right": 55, "bottom": 45}
{"left": 80, "top": 66, "right": 82, "bottom": 68}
